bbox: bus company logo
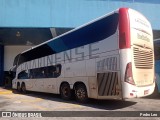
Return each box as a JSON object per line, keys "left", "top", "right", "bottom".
{"left": 135, "top": 18, "right": 149, "bottom": 28}
{"left": 137, "top": 33, "right": 150, "bottom": 42}
{"left": 2, "top": 112, "right": 11, "bottom": 117}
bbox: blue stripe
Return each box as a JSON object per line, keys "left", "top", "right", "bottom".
{"left": 19, "top": 13, "right": 119, "bottom": 65}
{"left": 47, "top": 13, "right": 119, "bottom": 53}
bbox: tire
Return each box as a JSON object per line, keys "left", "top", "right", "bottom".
{"left": 60, "top": 83, "right": 72, "bottom": 100}
{"left": 75, "top": 84, "right": 88, "bottom": 103}
{"left": 17, "top": 83, "right": 21, "bottom": 93}
{"left": 21, "top": 83, "right": 27, "bottom": 94}
{"left": 4, "top": 76, "right": 12, "bottom": 88}
{"left": 151, "top": 84, "right": 159, "bottom": 98}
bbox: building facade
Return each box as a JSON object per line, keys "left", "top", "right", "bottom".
{"left": 0, "top": 0, "right": 159, "bottom": 86}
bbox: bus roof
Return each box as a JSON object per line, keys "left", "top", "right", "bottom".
{"left": 21, "top": 8, "right": 120, "bottom": 54}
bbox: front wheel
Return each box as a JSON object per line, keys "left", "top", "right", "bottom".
{"left": 17, "top": 83, "right": 21, "bottom": 93}
{"left": 21, "top": 83, "right": 27, "bottom": 94}
{"left": 75, "top": 84, "right": 88, "bottom": 103}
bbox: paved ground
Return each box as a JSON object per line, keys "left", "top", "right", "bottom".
{"left": 0, "top": 87, "right": 160, "bottom": 120}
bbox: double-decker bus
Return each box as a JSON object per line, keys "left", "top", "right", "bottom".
{"left": 12, "top": 8, "right": 155, "bottom": 103}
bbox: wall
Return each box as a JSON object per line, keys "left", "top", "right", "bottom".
{"left": 0, "top": 0, "right": 159, "bottom": 30}
{"left": 0, "top": 45, "right": 4, "bottom": 86}
{"left": 4, "top": 45, "right": 33, "bottom": 71}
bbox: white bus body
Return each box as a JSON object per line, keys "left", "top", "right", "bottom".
{"left": 12, "top": 8, "right": 155, "bottom": 102}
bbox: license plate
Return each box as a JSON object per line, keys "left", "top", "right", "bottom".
{"left": 144, "top": 90, "right": 149, "bottom": 95}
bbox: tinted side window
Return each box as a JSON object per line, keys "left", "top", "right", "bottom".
{"left": 18, "top": 55, "right": 27, "bottom": 66}
{"left": 13, "top": 54, "right": 21, "bottom": 66}
{"left": 28, "top": 64, "right": 62, "bottom": 79}
{"left": 47, "top": 64, "right": 62, "bottom": 78}
{"left": 17, "top": 13, "right": 119, "bottom": 65}
{"left": 18, "top": 70, "right": 29, "bottom": 79}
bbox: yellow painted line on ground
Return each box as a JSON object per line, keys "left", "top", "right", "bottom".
{"left": 1, "top": 94, "right": 50, "bottom": 110}
{"left": 1, "top": 93, "right": 19, "bottom": 99}
{"left": 0, "top": 91, "right": 12, "bottom": 95}
{"left": 0, "top": 89, "right": 83, "bottom": 110}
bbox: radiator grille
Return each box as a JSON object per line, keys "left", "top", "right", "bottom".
{"left": 97, "top": 72, "right": 119, "bottom": 96}
{"left": 133, "top": 47, "right": 153, "bottom": 69}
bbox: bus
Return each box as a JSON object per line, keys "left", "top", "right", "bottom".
{"left": 153, "top": 39, "right": 160, "bottom": 96}
{"left": 12, "top": 8, "right": 155, "bottom": 103}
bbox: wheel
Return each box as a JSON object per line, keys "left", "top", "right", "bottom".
{"left": 151, "top": 84, "right": 159, "bottom": 98}
{"left": 60, "top": 83, "right": 72, "bottom": 100}
{"left": 21, "top": 83, "right": 27, "bottom": 94}
{"left": 4, "top": 76, "right": 12, "bottom": 88}
{"left": 17, "top": 83, "right": 21, "bottom": 93}
{"left": 75, "top": 84, "right": 88, "bottom": 103}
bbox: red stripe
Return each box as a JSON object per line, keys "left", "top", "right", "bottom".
{"left": 119, "top": 8, "right": 131, "bottom": 49}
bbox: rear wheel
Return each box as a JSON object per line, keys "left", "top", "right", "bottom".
{"left": 60, "top": 83, "right": 72, "bottom": 100}
{"left": 75, "top": 84, "right": 88, "bottom": 103}
{"left": 151, "top": 84, "right": 159, "bottom": 98}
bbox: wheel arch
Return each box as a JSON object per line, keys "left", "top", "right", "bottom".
{"left": 21, "top": 82, "right": 25, "bottom": 85}
{"left": 73, "top": 82, "right": 87, "bottom": 92}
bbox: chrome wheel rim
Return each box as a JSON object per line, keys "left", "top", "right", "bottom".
{"left": 76, "top": 88, "right": 86, "bottom": 99}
